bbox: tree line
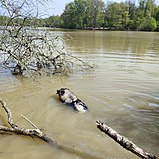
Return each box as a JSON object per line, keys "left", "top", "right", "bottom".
{"left": 0, "top": 0, "right": 159, "bottom": 31}
{"left": 59, "top": 0, "right": 159, "bottom": 31}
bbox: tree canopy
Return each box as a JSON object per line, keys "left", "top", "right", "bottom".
{"left": 60, "top": 0, "right": 159, "bottom": 31}
{"left": 0, "top": 0, "right": 159, "bottom": 31}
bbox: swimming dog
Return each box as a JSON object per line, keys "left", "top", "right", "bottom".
{"left": 56, "top": 88, "right": 88, "bottom": 112}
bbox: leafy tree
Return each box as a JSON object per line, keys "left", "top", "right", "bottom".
{"left": 61, "top": 0, "right": 88, "bottom": 29}
{"left": 127, "top": 0, "right": 138, "bottom": 30}
{"left": 147, "top": 17, "right": 157, "bottom": 30}
{"left": 94, "top": 0, "right": 105, "bottom": 28}
{"left": 154, "top": 6, "right": 159, "bottom": 30}
{"left": 92, "top": 0, "right": 105, "bottom": 28}
{"left": 61, "top": 2, "right": 76, "bottom": 29}
{"left": 61, "top": 0, "right": 105, "bottom": 29}
{"left": 51, "top": 0, "right": 159, "bottom": 31}
{"left": 133, "top": 8, "right": 145, "bottom": 30}
{"left": 105, "top": 2, "right": 130, "bottom": 30}
{"left": 142, "top": 15, "right": 157, "bottom": 31}
{"left": 0, "top": 16, "right": 9, "bottom": 26}
{"left": 133, "top": 0, "right": 157, "bottom": 31}
{"left": 145, "top": 0, "right": 156, "bottom": 17}
{"left": 1, "top": 0, "right": 159, "bottom": 31}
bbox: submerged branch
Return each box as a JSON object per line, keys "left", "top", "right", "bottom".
{"left": 96, "top": 120, "right": 158, "bottom": 159}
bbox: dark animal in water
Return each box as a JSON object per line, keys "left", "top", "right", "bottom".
{"left": 56, "top": 88, "right": 88, "bottom": 112}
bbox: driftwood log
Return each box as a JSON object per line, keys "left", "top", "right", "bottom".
{"left": 96, "top": 120, "right": 158, "bottom": 159}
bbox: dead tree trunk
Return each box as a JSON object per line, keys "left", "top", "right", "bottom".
{"left": 96, "top": 120, "right": 158, "bottom": 159}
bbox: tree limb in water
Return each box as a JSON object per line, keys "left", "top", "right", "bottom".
{"left": 0, "top": 99, "right": 102, "bottom": 159}
{"left": 96, "top": 120, "right": 158, "bottom": 159}
{"left": 0, "top": 99, "right": 57, "bottom": 145}
{"left": 0, "top": 0, "right": 94, "bottom": 77}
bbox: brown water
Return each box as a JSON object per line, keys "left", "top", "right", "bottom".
{"left": 0, "top": 31, "right": 159, "bottom": 159}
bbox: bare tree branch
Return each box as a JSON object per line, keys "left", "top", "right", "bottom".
{"left": 21, "top": 114, "right": 39, "bottom": 129}
{"left": 0, "top": 99, "right": 18, "bottom": 129}
{"left": 96, "top": 120, "right": 158, "bottom": 159}
{"left": 0, "top": 0, "right": 94, "bottom": 77}
{"left": 0, "top": 99, "right": 102, "bottom": 159}
{"left": 0, "top": 99, "right": 56, "bottom": 144}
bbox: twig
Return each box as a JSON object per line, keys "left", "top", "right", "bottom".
{"left": 21, "top": 114, "right": 38, "bottom": 129}
{"left": 96, "top": 120, "right": 158, "bottom": 159}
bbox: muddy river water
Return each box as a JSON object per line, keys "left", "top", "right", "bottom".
{"left": 0, "top": 30, "right": 159, "bottom": 159}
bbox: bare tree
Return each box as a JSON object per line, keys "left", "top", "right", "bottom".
{"left": 0, "top": 0, "right": 93, "bottom": 77}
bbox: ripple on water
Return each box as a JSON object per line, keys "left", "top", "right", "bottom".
{"left": 0, "top": 69, "right": 20, "bottom": 93}
{"left": 0, "top": 31, "right": 159, "bottom": 158}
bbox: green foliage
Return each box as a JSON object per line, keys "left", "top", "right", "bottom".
{"left": 145, "top": 17, "right": 157, "bottom": 30}
{"left": 105, "top": 2, "right": 130, "bottom": 30}
{"left": 61, "top": 0, "right": 105, "bottom": 29}
{"left": 0, "top": 0, "right": 159, "bottom": 31}
{"left": 0, "top": 16, "right": 8, "bottom": 26}
{"left": 60, "top": 0, "right": 159, "bottom": 31}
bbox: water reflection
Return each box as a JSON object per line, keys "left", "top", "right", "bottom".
{"left": 63, "top": 31, "right": 159, "bottom": 56}
{"left": 0, "top": 31, "right": 159, "bottom": 159}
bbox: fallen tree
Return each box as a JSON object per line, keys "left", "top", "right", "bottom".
{"left": 96, "top": 120, "right": 158, "bottom": 159}
{"left": 0, "top": 0, "right": 93, "bottom": 77}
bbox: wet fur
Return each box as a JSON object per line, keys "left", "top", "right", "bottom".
{"left": 56, "top": 88, "right": 88, "bottom": 112}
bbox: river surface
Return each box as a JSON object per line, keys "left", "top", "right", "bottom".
{"left": 0, "top": 30, "right": 159, "bottom": 159}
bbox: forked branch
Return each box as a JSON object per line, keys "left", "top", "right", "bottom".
{"left": 0, "top": 99, "right": 56, "bottom": 145}
{"left": 0, "top": 99, "right": 103, "bottom": 159}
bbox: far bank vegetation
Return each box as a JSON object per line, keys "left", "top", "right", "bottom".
{"left": 1, "top": 0, "right": 159, "bottom": 31}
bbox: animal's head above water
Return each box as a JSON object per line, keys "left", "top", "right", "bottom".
{"left": 56, "top": 88, "right": 76, "bottom": 103}
{"left": 56, "top": 88, "right": 70, "bottom": 96}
